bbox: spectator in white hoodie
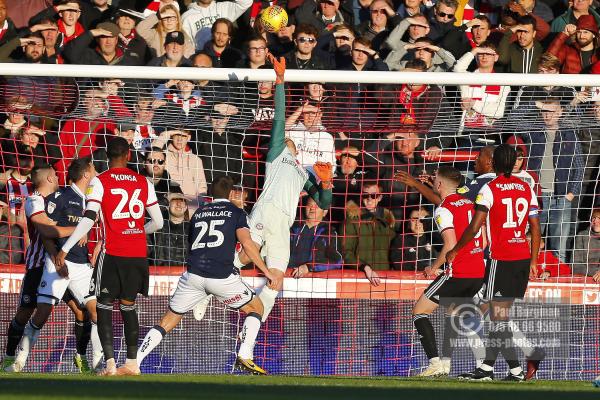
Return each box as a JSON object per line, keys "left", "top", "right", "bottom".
{"left": 181, "top": 0, "right": 252, "bottom": 51}
{"left": 152, "top": 129, "right": 207, "bottom": 213}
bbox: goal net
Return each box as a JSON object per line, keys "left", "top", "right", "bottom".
{"left": 0, "top": 64, "right": 598, "bottom": 379}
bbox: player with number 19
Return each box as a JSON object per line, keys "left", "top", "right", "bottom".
{"left": 447, "top": 144, "right": 541, "bottom": 382}
{"left": 137, "top": 176, "right": 278, "bottom": 375}
{"left": 54, "top": 137, "right": 164, "bottom": 376}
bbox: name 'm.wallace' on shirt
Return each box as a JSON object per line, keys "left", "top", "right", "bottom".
{"left": 86, "top": 167, "right": 158, "bottom": 258}
{"left": 475, "top": 175, "right": 539, "bottom": 261}
{"left": 186, "top": 199, "right": 249, "bottom": 279}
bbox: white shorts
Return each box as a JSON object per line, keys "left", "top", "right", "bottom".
{"left": 247, "top": 203, "right": 291, "bottom": 272}
{"left": 37, "top": 255, "right": 95, "bottom": 307}
{"left": 169, "top": 271, "right": 255, "bottom": 314}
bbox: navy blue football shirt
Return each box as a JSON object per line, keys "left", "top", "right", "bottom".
{"left": 46, "top": 185, "right": 89, "bottom": 264}
{"left": 187, "top": 199, "right": 249, "bottom": 279}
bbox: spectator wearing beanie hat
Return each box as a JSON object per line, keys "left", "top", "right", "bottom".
{"left": 547, "top": 14, "right": 600, "bottom": 73}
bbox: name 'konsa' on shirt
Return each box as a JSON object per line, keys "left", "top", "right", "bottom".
{"left": 186, "top": 199, "right": 249, "bottom": 279}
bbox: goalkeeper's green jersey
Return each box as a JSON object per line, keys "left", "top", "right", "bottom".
{"left": 254, "top": 83, "right": 331, "bottom": 226}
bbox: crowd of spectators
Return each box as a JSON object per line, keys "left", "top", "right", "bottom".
{"left": 0, "top": 0, "right": 599, "bottom": 284}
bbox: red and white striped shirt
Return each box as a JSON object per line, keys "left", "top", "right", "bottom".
{"left": 24, "top": 193, "right": 47, "bottom": 270}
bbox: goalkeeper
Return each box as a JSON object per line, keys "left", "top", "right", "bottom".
{"left": 233, "top": 54, "right": 333, "bottom": 321}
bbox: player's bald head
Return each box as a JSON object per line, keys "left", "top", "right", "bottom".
{"left": 210, "top": 176, "right": 234, "bottom": 199}
{"left": 107, "top": 136, "right": 130, "bottom": 160}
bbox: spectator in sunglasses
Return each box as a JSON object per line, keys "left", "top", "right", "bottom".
{"left": 142, "top": 147, "right": 183, "bottom": 214}
{"left": 294, "top": 0, "right": 354, "bottom": 36}
{"left": 343, "top": 180, "right": 395, "bottom": 285}
{"left": 426, "top": 0, "right": 458, "bottom": 42}
{"left": 284, "top": 23, "right": 333, "bottom": 69}
{"left": 356, "top": 0, "right": 401, "bottom": 53}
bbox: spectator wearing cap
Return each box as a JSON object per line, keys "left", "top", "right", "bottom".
{"left": 497, "top": 15, "right": 543, "bottom": 73}
{"left": 150, "top": 192, "right": 190, "bottom": 266}
{"left": 0, "top": 32, "right": 46, "bottom": 63}
{"left": 355, "top": 0, "right": 401, "bottom": 53}
{"left": 383, "top": 14, "right": 430, "bottom": 71}
{"left": 284, "top": 23, "right": 333, "bottom": 69}
{"left": 294, "top": 0, "right": 354, "bottom": 36}
{"left": 136, "top": 3, "right": 195, "bottom": 58}
{"left": 62, "top": 21, "right": 143, "bottom": 65}
{"left": 548, "top": 15, "right": 600, "bottom": 74}
{"left": 426, "top": 0, "right": 458, "bottom": 43}
{"left": 147, "top": 30, "right": 192, "bottom": 66}
{"left": 330, "top": 145, "right": 375, "bottom": 226}
{"left": 114, "top": 0, "right": 151, "bottom": 65}
{"left": 202, "top": 18, "right": 244, "bottom": 68}
{"left": 152, "top": 129, "right": 207, "bottom": 213}
{"left": 453, "top": 41, "right": 510, "bottom": 142}
{"left": 441, "top": 15, "right": 491, "bottom": 61}
{"left": 142, "top": 147, "right": 183, "bottom": 214}
{"left": 182, "top": 0, "right": 252, "bottom": 51}
{"left": 398, "top": 37, "right": 456, "bottom": 71}
{"left": 0, "top": 0, "right": 18, "bottom": 48}
{"left": 550, "top": 0, "right": 600, "bottom": 33}
{"left": 521, "top": 97, "right": 584, "bottom": 262}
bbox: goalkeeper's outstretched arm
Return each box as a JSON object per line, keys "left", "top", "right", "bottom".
{"left": 304, "top": 170, "right": 333, "bottom": 210}
{"left": 266, "top": 54, "right": 287, "bottom": 163}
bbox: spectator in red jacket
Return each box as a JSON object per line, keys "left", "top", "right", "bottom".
{"left": 547, "top": 14, "right": 599, "bottom": 74}
{"left": 527, "top": 232, "right": 572, "bottom": 279}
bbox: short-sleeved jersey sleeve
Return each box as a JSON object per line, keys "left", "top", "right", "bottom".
{"left": 25, "top": 196, "right": 46, "bottom": 218}
{"left": 475, "top": 184, "right": 494, "bottom": 210}
{"left": 529, "top": 186, "right": 539, "bottom": 216}
{"left": 434, "top": 206, "right": 454, "bottom": 233}
{"left": 45, "top": 191, "right": 62, "bottom": 221}
{"left": 146, "top": 178, "right": 158, "bottom": 206}
{"left": 236, "top": 209, "right": 250, "bottom": 230}
{"left": 86, "top": 177, "right": 104, "bottom": 204}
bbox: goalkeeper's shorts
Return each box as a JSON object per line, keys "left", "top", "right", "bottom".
{"left": 247, "top": 203, "right": 290, "bottom": 272}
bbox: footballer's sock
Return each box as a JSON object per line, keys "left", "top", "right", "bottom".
{"left": 15, "top": 321, "right": 41, "bottom": 365}
{"left": 511, "top": 321, "right": 534, "bottom": 358}
{"left": 441, "top": 314, "right": 459, "bottom": 359}
{"left": 120, "top": 303, "right": 139, "bottom": 360}
{"left": 499, "top": 322, "right": 521, "bottom": 371}
{"left": 462, "top": 313, "right": 485, "bottom": 366}
{"left": 413, "top": 314, "right": 439, "bottom": 360}
{"left": 137, "top": 325, "right": 166, "bottom": 367}
{"left": 74, "top": 320, "right": 92, "bottom": 356}
{"left": 258, "top": 287, "right": 278, "bottom": 323}
{"left": 90, "top": 321, "right": 103, "bottom": 369}
{"left": 238, "top": 313, "right": 261, "bottom": 360}
{"left": 96, "top": 302, "right": 115, "bottom": 360}
{"left": 483, "top": 321, "right": 511, "bottom": 369}
{"left": 5, "top": 318, "right": 26, "bottom": 357}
